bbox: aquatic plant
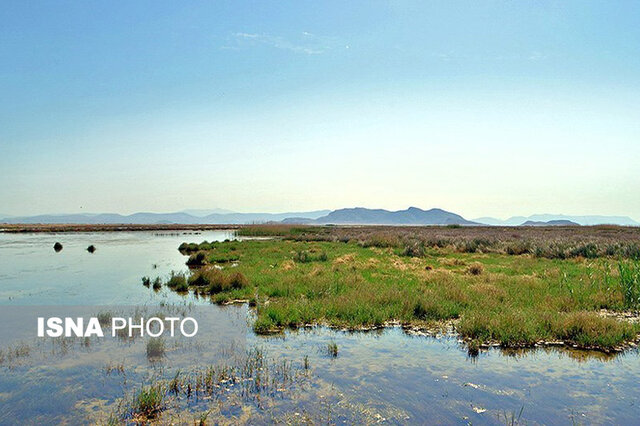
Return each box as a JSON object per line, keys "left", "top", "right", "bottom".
{"left": 146, "top": 337, "right": 166, "bottom": 359}
{"left": 141, "top": 276, "right": 151, "bottom": 287}
{"left": 166, "top": 271, "right": 188, "bottom": 291}
{"left": 97, "top": 311, "right": 113, "bottom": 326}
{"left": 327, "top": 342, "right": 338, "bottom": 357}
{"left": 152, "top": 277, "right": 162, "bottom": 290}
{"left": 129, "top": 384, "right": 165, "bottom": 420}
{"left": 186, "top": 251, "right": 207, "bottom": 267}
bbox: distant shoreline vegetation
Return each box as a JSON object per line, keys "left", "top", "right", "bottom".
{"left": 147, "top": 225, "right": 640, "bottom": 353}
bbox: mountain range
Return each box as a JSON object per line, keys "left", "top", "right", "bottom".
{"left": 473, "top": 214, "right": 639, "bottom": 226}
{"left": 310, "top": 207, "right": 475, "bottom": 225}
{"left": 1, "top": 208, "right": 637, "bottom": 226}
{"left": 0, "top": 210, "right": 330, "bottom": 225}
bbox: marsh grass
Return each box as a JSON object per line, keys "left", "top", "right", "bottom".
{"left": 186, "top": 251, "right": 207, "bottom": 267}
{"left": 618, "top": 259, "right": 640, "bottom": 309}
{"left": 166, "top": 271, "right": 188, "bottom": 292}
{"left": 128, "top": 384, "right": 165, "bottom": 420}
{"left": 327, "top": 342, "right": 338, "bottom": 357}
{"left": 173, "top": 234, "right": 640, "bottom": 349}
{"left": 146, "top": 337, "right": 166, "bottom": 359}
{"left": 152, "top": 277, "right": 162, "bottom": 290}
{"left": 97, "top": 311, "right": 114, "bottom": 326}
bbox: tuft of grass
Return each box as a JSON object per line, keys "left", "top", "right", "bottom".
{"left": 187, "top": 269, "right": 249, "bottom": 294}
{"left": 293, "top": 250, "right": 328, "bottom": 263}
{"left": 186, "top": 251, "right": 207, "bottom": 267}
{"left": 141, "top": 276, "right": 151, "bottom": 287}
{"left": 618, "top": 260, "right": 640, "bottom": 309}
{"left": 97, "top": 311, "right": 113, "bottom": 326}
{"left": 466, "top": 262, "right": 484, "bottom": 275}
{"left": 146, "top": 337, "right": 166, "bottom": 359}
{"left": 327, "top": 341, "right": 338, "bottom": 357}
{"left": 166, "top": 271, "right": 188, "bottom": 292}
{"left": 129, "top": 384, "right": 165, "bottom": 420}
{"left": 152, "top": 277, "right": 162, "bottom": 290}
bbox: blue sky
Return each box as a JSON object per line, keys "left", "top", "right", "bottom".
{"left": 1, "top": 1, "right": 639, "bottom": 219}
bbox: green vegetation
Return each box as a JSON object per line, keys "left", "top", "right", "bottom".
{"left": 152, "top": 277, "right": 162, "bottom": 290}
{"left": 618, "top": 259, "right": 640, "bottom": 309}
{"left": 327, "top": 342, "right": 338, "bottom": 357}
{"left": 171, "top": 228, "right": 640, "bottom": 350}
{"left": 166, "top": 271, "right": 188, "bottom": 292}
{"left": 141, "top": 276, "right": 151, "bottom": 287}
{"left": 128, "top": 384, "right": 165, "bottom": 420}
{"left": 146, "top": 337, "right": 166, "bottom": 358}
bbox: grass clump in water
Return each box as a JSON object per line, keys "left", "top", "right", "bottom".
{"left": 166, "top": 271, "right": 188, "bottom": 292}
{"left": 128, "top": 384, "right": 165, "bottom": 420}
{"left": 327, "top": 342, "right": 338, "bottom": 357}
{"left": 146, "top": 337, "right": 166, "bottom": 359}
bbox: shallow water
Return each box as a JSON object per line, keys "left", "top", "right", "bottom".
{"left": 0, "top": 232, "right": 638, "bottom": 424}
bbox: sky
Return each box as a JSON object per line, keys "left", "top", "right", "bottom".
{"left": 1, "top": 1, "right": 639, "bottom": 220}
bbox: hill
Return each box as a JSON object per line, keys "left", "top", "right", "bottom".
{"left": 310, "top": 207, "right": 476, "bottom": 225}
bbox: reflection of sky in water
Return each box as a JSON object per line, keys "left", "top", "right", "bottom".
{"left": 0, "top": 233, "right": 638, "bottom": 423}
{"left": 0, "top": 231, "right": 234, "bottom": 305}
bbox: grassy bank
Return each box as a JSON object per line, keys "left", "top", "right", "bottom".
{"left": 168, "top": 229, "right": 640, "bottom": 350}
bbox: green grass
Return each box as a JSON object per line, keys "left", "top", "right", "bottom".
{"left": 129, "top": 384, "right": 165, "bottom": 420}
{"left": 171, "top": 238, "right": 639, "bottom": 349}
{"left": 618, "top": 259, "right": 640, "bottom": 309}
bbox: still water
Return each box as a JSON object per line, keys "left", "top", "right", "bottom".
{"left": 0, "top": 232, "right": 638, "bottom": 424}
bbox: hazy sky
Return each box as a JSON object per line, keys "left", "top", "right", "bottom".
{"left": 1, "top": 1, "right": 639, "bottom": 219}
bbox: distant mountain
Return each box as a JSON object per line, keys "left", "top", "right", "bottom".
{"left": 308, "top": 207, "right": 476, "bottom": 225}
{"left": 472, "top": 216, "right": 528, "bottom": 226}
{"left": 181, "top": 208, "right": 236, "bottom": 216}
{"left": 1, "top": 210, "right": 332, "bottom": 225}
{"left": 520, "top": 220, "right": 579, "bottom": 226}
{"left": 474, "top": 214, "right": 639, "bottom": 226}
